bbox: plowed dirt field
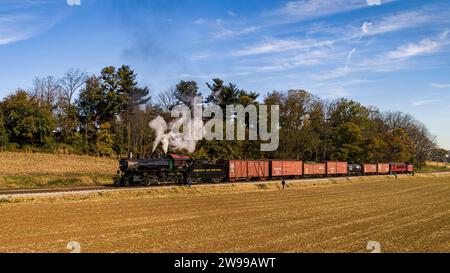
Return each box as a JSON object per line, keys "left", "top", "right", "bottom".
{"left": 1, "top": 175, "right": 449, "bottom": 253}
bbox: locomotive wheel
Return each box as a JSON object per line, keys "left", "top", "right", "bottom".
{"left": 114, "top": 177, "right": 122, "bottom": 187}
{"left": 145, "top": 176, "right": 160, "bottom": 186}
{"left": 121, "top": 177, "right": 130, "bottom": 187}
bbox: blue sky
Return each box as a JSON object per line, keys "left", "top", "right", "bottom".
{"left": 1, "top": 0, "right": 450, "bottom": 148}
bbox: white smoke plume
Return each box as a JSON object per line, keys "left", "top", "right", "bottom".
{"left": 149, "top": 97, "right": 281, "bottom": 153}
{"left": 149, "top": 116, "right": 170, "bottom": 153}
{"left": 149, "top": 115, "right": 200, "bottom": 154}
{"left": 149, "top": 97, "right": 204, "bottom": 154}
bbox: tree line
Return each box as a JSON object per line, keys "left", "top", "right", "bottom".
{"left": 0, "top": 65, "right": 440, "bottom": 168}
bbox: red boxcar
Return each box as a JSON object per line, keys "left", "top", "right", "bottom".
{"left": 407, "top": 164, "right": 414, "bottom": 173}
{"left": 377, "top": 163, "right": 390, "bottom": 174}
{"left": 270, "top": 160, "right": 303, "bottom": 177}
{"left": 228, "top": 160, "right": 269, "bottom": 181}
{"left": 390, "top": 163, "right": 407, "bottom": 173}
{"left": 363, "top": 164, "right": 377, "bottom": 174}
{"left": 303, "top": 163, "right": 326, "bottom": 176}
{"left": 326, "top": 161, "right": 348, "bottom": 176}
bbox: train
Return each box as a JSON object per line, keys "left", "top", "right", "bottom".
{"left": 114, "top": 154, "right": 414, "bottom": 187}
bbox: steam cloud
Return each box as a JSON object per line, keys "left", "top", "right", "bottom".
{"left": 150, "top": 96, "right": 206, "bottom": 154}
{"left": 149, "top": 97, "right": 280, "bottom": 153}
{"left": 149, "top": 115, "right": 199, "bottom": 154}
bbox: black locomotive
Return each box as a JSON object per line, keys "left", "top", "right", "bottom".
{"left": 114, "top": 154, "right": 226, "bottom": 187}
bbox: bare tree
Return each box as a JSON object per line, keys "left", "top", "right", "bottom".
{"left": 59, "top": 68, "right": 88, "bottom": 107}
{"left": 381, "top": 111, "right": 415, "bottom": 132}
{"left": 31, "top": 76, "right": 61, "bottom": 108}
{"left": 55, "top": 69, "right": 87, "bottom": 150}
{"left": 382, "top": 111, "right": 437, "bottom": 168}
{"left": 157, "top": 87, "right": 178, "bottom": 112}
{"left": 408, "top": 123, "right": 437, "bottom": 168}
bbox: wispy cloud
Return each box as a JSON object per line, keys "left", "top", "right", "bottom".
{"left": 191, "top": 53, "right": 214, "bottom": 60}
{"left": 0, "top": 3, "right": 65, "bottom": 46}
{"left": 268, "top": 0, "right": 396, "bottom": 24}
{"left": 193, "top": 18, "right": 206, "bottom": 25}
{"left": 360, "top": 31, "right": 450, "bottom": 70}
{"left": 389, "top": 31, "right": 449, "bottom": 59}
{"left": 303, "top": 7, "right": 446, "bottom": 44}
{"left": 430, "top": 83, "right": 450, "bottom": 89}
{"left": 345, "top": 48, "right": 356, "bottom": 71}
{"left": 236, "top": 49, "right": 332, "bottom": 73}
{"left": 214, "top": 19, "right": 259, "bottom": 39}
{"left": 312, "top": 78, "right": 374, "bottom": 99}
{"left": 0, "top": 14, "right": 45, "bottom": 45}
{"left": 412, "top": 99, "right": 439, "bottom": 107}
{"left": 312, "top": 29, "right": 450, "bottom": 81}
{"left": 313, "top": 67, "right": 349, "bottom": 80}
{"left": 319, "top": 86, "right": 352, "bottom": 99}
{"left": 232, "top": 38, "right": 334, "bottom": 56}
{"left": 232, "top": 5, "right": 445, "bottom": 59}
{"left": 228, "top": 11, "right": 236, "bottom": 17}
{"left": 361, "top": 10, "right": 434, "bottom": 36}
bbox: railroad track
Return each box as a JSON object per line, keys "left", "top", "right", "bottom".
{"left": 1, "top": 171, "right": 449, "bottom": 198}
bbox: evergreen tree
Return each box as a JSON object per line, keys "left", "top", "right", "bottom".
{"left": 175, "top": 80, "right": 201, "bottom": 106}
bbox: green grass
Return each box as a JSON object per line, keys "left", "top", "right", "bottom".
{"left": 47, "top": 178, "right": 82, "bottom": 187}
{"left": 0, "top": 174, "right": 114, "bottom": 189}
{"left": 417, "top": 165, "right": 449, "bottom": 173}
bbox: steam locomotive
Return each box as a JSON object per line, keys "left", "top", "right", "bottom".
{"left": 114, "top": 154, "right": 414, "bottom": 187}
{"left": 114, "top": 154, "right": 226, "bottom": 186}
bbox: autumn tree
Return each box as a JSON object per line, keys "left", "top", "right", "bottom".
{"left": 0, "top": 108, "right": 8, "bottom": 151}
{"left": 1, "top": 90, "right": 55, "bottom": 148}
{"left": 0, "top": 65, "right": 441, "bottom": 162}
{"left": 264, "top": 90, "right": 323, "bottom": 161}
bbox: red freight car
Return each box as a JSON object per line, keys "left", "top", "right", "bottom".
{"left": 407, "top": 164, "right": 414, "bottom": 173}
{"left": 326, "top": 161, "right": 348, "bottom": 176}
{"left": 270, "top": 160, "right": 303, "bottom": 178}
{"left": 390, "top": 162, "right": 407, "bottom": 173}
{"left": 377, "top": 163, "right": 390, "bottom": 174}
{"left": 363, "top": 164, "right": 377, "bottom": 174}
{"left": 228, "top": 160, "right": 269, "bottom": 181}
{"left": 303, "top": 162, "right": 326, "bottom": 176}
